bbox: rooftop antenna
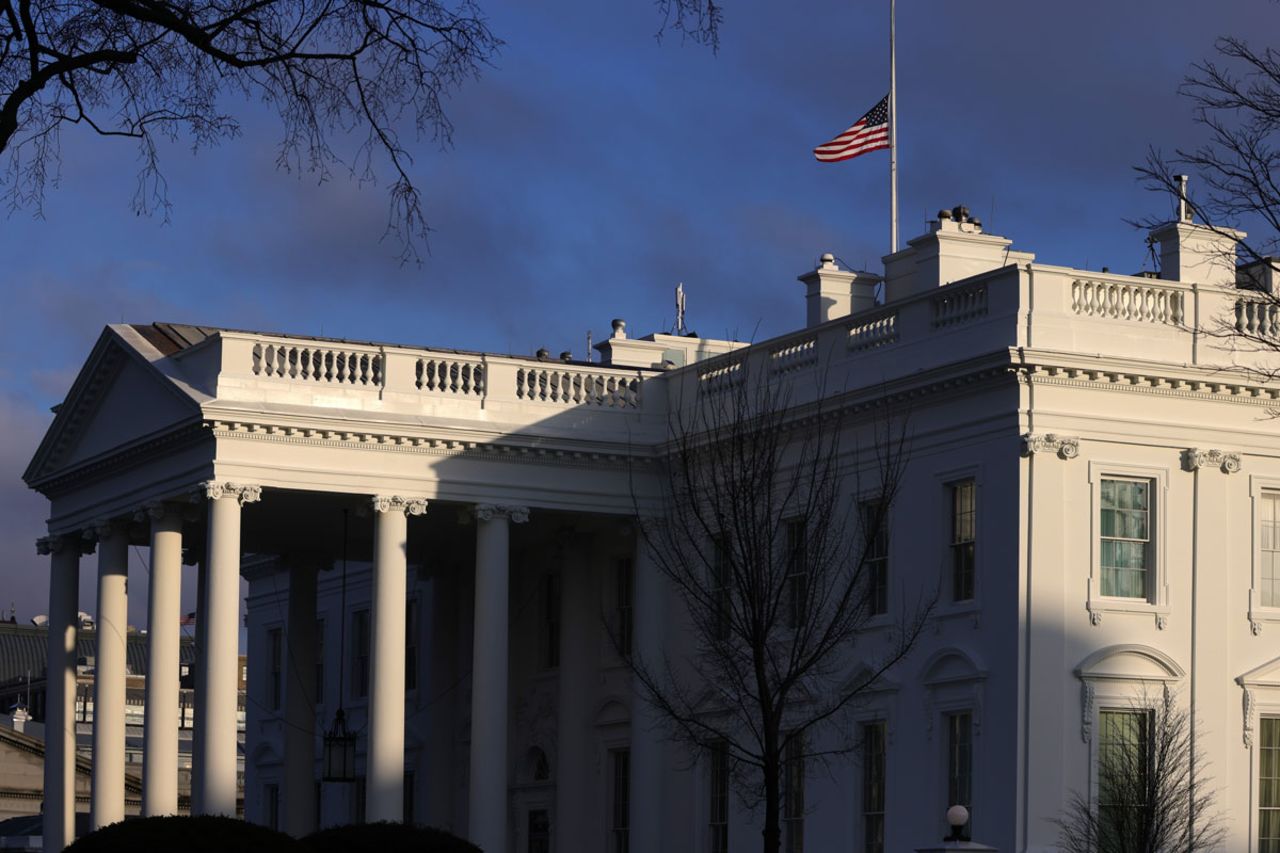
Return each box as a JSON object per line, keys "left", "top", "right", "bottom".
{"left": 675, "top": 283, "right": 687, "bottom": 335}
{"left": 1177, "top": 174, "right": 1191, "bottom": 223}
{"left": 585, "top": 330, "right": 593, "bottom": 363}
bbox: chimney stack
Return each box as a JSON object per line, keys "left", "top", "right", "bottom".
{"left": 797, "top": 254, "right": 880, "bottom": 328}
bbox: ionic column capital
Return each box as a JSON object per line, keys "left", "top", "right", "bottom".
{"left": 197, "top": 481, "right": 263, "bottom": 505}
{"left": 36, "top": 534, "right": 93, "bottom": 556}
{"left": 1182, "top": 447, "right": 1243, "bottom": 474}
{"left": 370, "top": 495, "right": 428, "bottom": 516}
{"left": 85, "top": 519, "right": 128, "bottom": 543}
{"left": 134, "top": 501, "right": 184, "bottom": 525}
{"left": 1021, "top": 432, "right": 1079, "bottom": 460}
{"left": 475, "top": 504, "right": 530, "bottom": 524}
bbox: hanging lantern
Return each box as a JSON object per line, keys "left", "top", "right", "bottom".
{"left": 323, "top": 707, "right": 356, "bottom": 782}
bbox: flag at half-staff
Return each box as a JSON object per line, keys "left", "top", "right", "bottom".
{"left": 813, "top": 94, "right": 890, "bottom": 162}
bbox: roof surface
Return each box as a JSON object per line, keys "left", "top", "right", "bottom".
{"left": 0, "top": 623, "right": 196, "bottom": 686}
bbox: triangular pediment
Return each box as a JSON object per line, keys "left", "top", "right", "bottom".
{"left": 1237, "top": 655, "right": 1280, "bottom": 688}
{"left": 24, "top": 327, "right": 201, "bottom": 489}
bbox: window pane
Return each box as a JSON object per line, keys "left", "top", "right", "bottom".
{"left": 862, "top": 722, "right": 886, "bottom": 853}
{"left": 1263, "top": 718, "right": 1280, "bottom": 851}
{"left": 946, "top": 712, "right": 972, "bottom": 833}
{"left": 1100, "top": 480, "right": 1151, "bottom": 600}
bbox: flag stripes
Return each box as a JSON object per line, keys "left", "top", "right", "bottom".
{"left": 813, "top": 94, "right": 890, "bottom": 163}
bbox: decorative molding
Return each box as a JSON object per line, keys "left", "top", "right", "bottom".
{"left": 1252, "top": 618, "right": 1263, "bottom": 636}
{"left": 371, "top": 495, "right": 429, "bottom": 516}
{"left": 1089, "top": 610, "right": 1103, "bottom": 627}
{"left": 1244, "top": 687, "right": 1256, "bottom": 749}
{"left": 35, "top": 534, "right": 95, "bottom": 556}
{"left": 134, "top": 501, "right": 182, "bottom": 524}
{"left": 197, "top": 481, "right": 262, "bottom": 506}
{"left": 1182, "top": 448, "right": 1243, "bottom": 474}
{"left": 1156, "top": 614, "right": 1169, "bottom": 631}
{"left": 1022, "top": 433, "right": 1079, "bottom": 460}
{"left": 1081, "top": 682, "right": 1095, "bottom": 743}
{"left": 475, "top": 504, "right": 530, "bottom": 524}
{"left": 1016, "top": 363, "right": 1280, "bottom": 408}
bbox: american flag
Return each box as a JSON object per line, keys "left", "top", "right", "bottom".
{"left": 813, "top": 94, "right": 890, "bottom": 163}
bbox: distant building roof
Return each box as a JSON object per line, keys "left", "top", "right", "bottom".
{"left": 0, "top": 623, "right": 196, "bottom": 687}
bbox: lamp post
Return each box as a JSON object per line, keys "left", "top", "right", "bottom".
{"left": 913, "top": 806, "right": 998, "bottom": 853}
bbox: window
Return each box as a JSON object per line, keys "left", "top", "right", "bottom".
{"left": 786, "top": 520, "right": 808, "bottom": 629}
{"left": 709, "top": 740, "right": 729, "bottom": 853}
{"left": 1261, "top": 494, "right": 1280, "bottom": 608}
{"left": 950, "top": 480, "right": 976, "bottom": 602}
{"left": 946, "top": 712, "right": 972, "bottom": 834}
{"left": 354, "top": 775, "right": 367, "bottom": 824}
{"left": 543, "top": 574, "right": 561, "bottom": 669}
{"left": 405, "top": 599, "right": 419, "bottom": 691}
{"left": 352, "top": 609, "right": 370, "bottom": 699}
{"left": 783, "top": 734, "right": 805, "bottom": 853}
{"left": 404, "top": 770, "right": 415, "bottom": 826}
{"left": 264, "top": 783, "right": 280, "bottom": 830}
{"left": 1098, "top": 709, "right": 1151, "bottom": 847}
{"left": 1100, "top": 478, "right": 1151, "bottom": 599}
{"left": 712, "top": 536, "right": 731, "bottom": 641}
{"left": 862, "top": 722, "right": 886, "bottom": 853}
{"left": 315, "top": 618, "right": 325, "bottom": 705}
{"left": 268, "top": 628, "right": 283, "bottom": 711}
{"left": 610, "top": 748, "right": 630, "bottom": 853}
{"left": 862, "top": 500, "right": 888, "bottom": 616}
{"left": 529, "top": 809, "right": 551, "bottom": 853}
{"left": 1261, "top": 717, "right": 1279, "bottom": 853}
{"left": 616, "top": 559, "right": 634, "bottom": 655}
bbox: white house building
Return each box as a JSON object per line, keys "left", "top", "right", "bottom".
{"left": 23, "top": 204, "right": 1280, "bottom": 853}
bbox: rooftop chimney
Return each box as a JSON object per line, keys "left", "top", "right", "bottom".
{"left": 882, "top": 204, "right": 1034, "bottom": 301}
{"left": 1149, "top": 177, "right": 1244, "bottom": 288}
{"left": 797, "top": 254, "right": 881, "bottom": 328}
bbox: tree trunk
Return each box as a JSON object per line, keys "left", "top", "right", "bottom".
{"left": 762, "top": 747, "right": 782, "bottom": 853}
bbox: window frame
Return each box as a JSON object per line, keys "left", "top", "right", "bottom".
{"left": 267, "top": 626, "right": 283, "bottom": 712}
{"left": 708, "top": 739, "right": 729, "bottom": 853}
{"left": 785, "top": 518, "right": 809, "bottom": 629}
{"left": 944, "top": 711, "right": 973, "bottom": 836}
{"left": 405, "top": 597, "right": 419, "bottom": 692}
{"left": 608, "top": 747, "right": 630, "bottom": 853}
{"left": 351, "top": 607, "right": 371, "bottom": 700}
{"left": 859, "top": 498, "right": 889, "bottom": 619}
{"left": 1248, "top": 477, "right": 1280, "bottom": 634}
{"left": 1086, "top": 462, "right": 1170, "bottom": 626}
{"left": 615, "top": 558, "right": 634, "bottom": 658}
{"left": 860, "top": 721, "right": 887, "bottom": 853}
{"left": 949, "top": 478, "right": 977, "bottom": 603}
{"left": 783, "top": 732, "right": 805, "bottom": 853}
{"left": 1260, "top": 716, "right": 1280, "bottom": 853}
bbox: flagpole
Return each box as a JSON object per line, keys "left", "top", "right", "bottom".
{"left": 889, "top": 0, "right": 898, "bottom": 254}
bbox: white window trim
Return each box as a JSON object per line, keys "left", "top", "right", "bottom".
{"left": 1247, "top": 476, "right": 1280, "bottom": 634}
{"left": 1086, "top": 461, "right": 1171, "bottom": 628}
{"left": 853, "top": 485, "right": 893, "bottom": 629}
{"left": 1237, "top": 656, "right": 1280, "bottom": 853}
{"left": 851, "top": 697, "right": 895, "bottom": 853}
{"left": 934, "top": 463, "right": 984, "bottom": 619}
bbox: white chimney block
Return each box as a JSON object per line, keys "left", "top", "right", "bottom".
{"left": 1150, "top": 221, "right": 1245, "bottom": 288}
{"left": 797, "top": 254, "right": 880, "bottom": 328}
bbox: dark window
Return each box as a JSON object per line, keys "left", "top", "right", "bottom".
{"left": 403, "top": 770, "right": 415, "bottom": 825}
{"left": 543, "top": 574, "right": 561, "bottom": 669}
{"left": 352, "top": 609, "right": 370, "bottom": 699}
{"left": 610, "top": 748, "right": 630, "bottom": 853}
{"left": 1260, "top": 717, "right": 1279, "bottom": 852}
{"left": 783, "top": 734, "right": 805, "bottom": 853}
{"left": 265, "top": 783, "right": 280, "bottom": 830}
{"left": 616, "top": 559, "right": 633, "bottom": 656}
{"left": 529, "top": 809, "right": 551, "bottom": 853}
{"left": 405, "top": 599, "right": 418, "bottom": 692}
{"left": 862, "top": 722, "right": 886, "bottom": 853}
{"left": 1098, "top": 709, "right": 1151, "bottom": 848}
{"left": 712, "top": 536, "right": 731, "bottom": 641}
{"left": 950, "top": 480, "right": 976, "bottom": 601}
{"left": 315, "top": 618, "right": 325, "bottom": 705}
{"left": 268, "top": 628, "right": 283, "bottom": 711}
{"left": 862, "top": 500, "right": 889, "bottom": 616}
{"left": 785, "top": 520, "right": 808, "bottom": 629}
{"left": 354, "top": 775, "right": 367, "bottom": 824}
{"left": 947, "top": 712, "right": 973, "bottom": 834}
{"left": 709, "top": 740, "right": 729, "bottom": 853}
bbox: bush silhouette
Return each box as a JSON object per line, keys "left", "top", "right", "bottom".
{"left": 65, "top": 815, "right": 300, "bottom": 853}
{"left": 302, "top": 821, "right": 480, "bottom": 853}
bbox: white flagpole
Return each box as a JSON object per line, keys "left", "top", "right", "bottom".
{"left": 890, "top": 0, "right": 899, "bottom": 254}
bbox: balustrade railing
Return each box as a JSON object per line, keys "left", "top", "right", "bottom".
{"left": 416, "top": 357, "right": 484, "bottom": 396}
{"left": 252, "top": 342, "right": 383, "bottom": 386}
{"left": 847, "top": 311, "right": 898, "bottom": 351}
{"left": 769, "top": 337, "right": 817, "bottom": 374}
{"left": 1235, "top": 297, "right": 1280, "bottom": 339}
{"left": 698, "top": 359, "right": 743, "bottom": 394}
{"left": 515, "top": 366, "right": 642, "bottom": 408}
{"left": 1071, "top": 279, "right": 1185, "bottom": 325}
{"left": 933, "top": 282, "right": 988, "bottom": 327}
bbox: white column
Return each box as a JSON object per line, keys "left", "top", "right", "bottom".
{"left": 555, "top": 543, "right": 591, "bottom": 848}
{"left": 366, "top": 496, "right": 426, "bottom": 823}
{"left": 40, "top": 534, "right": 84, "bottom": 852}
{"left": 629, "top": 534, "right": 664, "bottom": 853}
{"left": 143, "top": 505, "right": 183, "bottom": 816}
{"left": 91, "top": 521, "right": 129, "bottom": 830}
{"left": 468, "top": 504, "right": 527, "bottom": 853}
{"left": 195, "top": 481, "right": 260, "bottom": 816}
{"left": 283, "top": 561, "right": 318, "bottom": 836}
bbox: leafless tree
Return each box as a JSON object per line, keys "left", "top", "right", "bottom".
{"left": 1055, "top": 691, "right": 1224, "bottom": 853}
{"left": 625, "top": 358, "right": 930, "bottom": 853}
{"left": 0, "top": 0, "right": 502, "bottom": 261}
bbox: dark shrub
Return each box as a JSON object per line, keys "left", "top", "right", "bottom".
{"left": 65, "top": 815, "right": 300, "bottom": 853}
{"left": 302, "top": 822, "right": 481, "bottom": 853}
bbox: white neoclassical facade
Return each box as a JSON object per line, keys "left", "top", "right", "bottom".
{"left": 24, "top": 207, "right": 1280, "bottom": 853}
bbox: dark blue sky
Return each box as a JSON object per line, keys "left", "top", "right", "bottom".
{"left": 2, "top": 0, "right": 1274, "bottom": 623}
